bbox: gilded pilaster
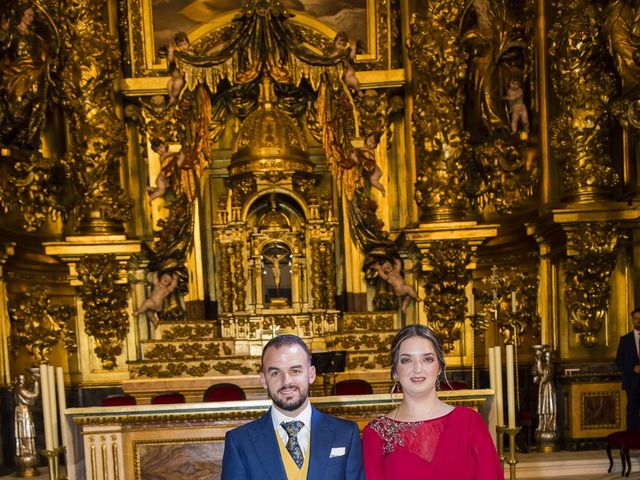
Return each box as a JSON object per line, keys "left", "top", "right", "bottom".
{"left": 44, "top": 237, "right": 142, "bottom": 383}
{"left": 0, "top": 243, "right": 15, "bottom": 386}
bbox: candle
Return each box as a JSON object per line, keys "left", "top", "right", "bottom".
{"left": 493, "top": 347, "right": 504, "bottom": 427}
{"left": 506, "top": 344, "right": 516, "bottom": 428}
{"left": 511, "top": 292, "right": 517, "bottom": 314}
{"left": 47, "top": 365, "right": 59, "bottom": 448}
{"left": 40, "top": 364, "right": 52, "bottom": 450}
{"left": 470, "top": 293, "right": 475, "bottom": 316}
{"left": 488, "top": 347, "right": 496, "bottom": 391}
{"left": 56, "top": 367, "right": 67, "bottom": 447}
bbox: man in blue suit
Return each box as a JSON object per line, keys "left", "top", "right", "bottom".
{"left": 221, "top": 334, "right": 364, "bottom": 480}
{"left": 616, "top": 308, "right": 640, "bottom": 431}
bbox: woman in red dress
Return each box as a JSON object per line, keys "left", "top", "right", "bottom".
{"left": 362, "top": 324, "right": 503, "bottom": 480}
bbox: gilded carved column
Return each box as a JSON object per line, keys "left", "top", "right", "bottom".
{"left": 409, "top": 0, "right": 470, "bottom": 222}
{"left": 218, "top": 242, "right": 233, "bottom": 314}
{"left": 232, "top": 241, "right": 246, "bottom": 312}
{"left": 549, "top": 0, "right": 618, "bottom": 202}
{"left": 60, "top": 0, "right": 132, "bottom": 233}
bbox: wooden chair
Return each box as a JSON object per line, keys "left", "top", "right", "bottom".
{"left": 203, "top": 383, "right": 246, "bottom": 402}
{"left": 605, "top": 431, "right": 626, "bottom": 475}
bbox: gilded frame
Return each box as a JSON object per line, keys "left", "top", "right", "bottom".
{"left": 122, "top": 0, "right": 389, "bottom": 78}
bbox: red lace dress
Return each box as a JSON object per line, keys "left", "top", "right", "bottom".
{"left": 362, "top": 406, "right": 503, "bottom": 480}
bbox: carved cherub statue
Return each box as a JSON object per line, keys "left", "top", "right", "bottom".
{"left": 166, "top": 31, "right": 193, "bottom": 105}
{"left": 135, "top": 271, "right": 178, "bottom": 329}
{"left": 503, "top": 79, "right": 529, "bottom": 134}
{"left": 147, "top": 138, "right": 189, "bottom": 201}
{"left": 330, "top": 31, "right": 363, "bottom": 97}
{"left": 373, "top": 258, "right": 422, "bottom": 313}
{"left": 349, "top": 133, "right": 385, "bottom": 195}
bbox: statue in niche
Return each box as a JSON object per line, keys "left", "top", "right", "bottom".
{"left": 461, "top": 0, "right": 528, "bottom": 138}
{"left": 373, "top": 258, "right": 422, "bottom": 313}
{"left": 0, "top": 3, "right": 55, "bottom": 149}
{"left": 134, "top": 271, "right": 178, "bottom": 329}
{"left": 13, "top": 369, "right": 40, "bottom": 477}
{"left": 262, "top": 243, "right": 292, "bottom": 306}
{"left": 504, "top": 78, "right": 529, "bottom": 135}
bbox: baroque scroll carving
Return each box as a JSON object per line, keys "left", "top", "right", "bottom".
{"left": 77, "top": 254, "right": 130, "bottom": 369}
{"left": 422, "top": 241, "right": 472, "bottom": 352}
{"left": 9, "top": 287, "right": 75, "bottom": 365}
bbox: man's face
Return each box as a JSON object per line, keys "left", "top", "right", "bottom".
{"left": 260, "top": 343, "right": 316, "bottom": 417}
{"left": 632, "top": 311, "right": 640, "bottom": 331}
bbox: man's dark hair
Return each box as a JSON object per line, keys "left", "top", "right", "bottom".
{"left": 261, "top": 334, "right": 311, "bottom": 369}
{"left": 632, "top": 307, "right": 640, "bottom": 316}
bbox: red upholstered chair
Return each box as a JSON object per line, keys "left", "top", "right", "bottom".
{"left": 102, "top": 394, "right": 137, "bottom": 407}
{"left": 439, "top": 380, "right": 468, "bottom": 391}
{"left": 332, "top": 379, "right": 373, "bottom": 396}
{"left": 606, "top": 431, "right": 627, "bottom": 474}
{"left": 203, "top": 383, "right": 246, "bottom": 402}
{"left": 151, "top": 392, "right": 185, "bottom": 404}
{"left": 621, "top": 432, "right": 640, "bottom": 477}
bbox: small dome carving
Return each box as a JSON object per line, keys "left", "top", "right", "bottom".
{"left": 229, "top": 82, "right": 313, "bottom": 177}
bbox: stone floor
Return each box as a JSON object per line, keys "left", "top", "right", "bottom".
{"left": 0, "top": 450, "right": 634, "bottom": 479}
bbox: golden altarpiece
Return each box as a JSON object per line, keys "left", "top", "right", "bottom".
{"left": 2, "top": 0, "right": 640, "bottom": 470}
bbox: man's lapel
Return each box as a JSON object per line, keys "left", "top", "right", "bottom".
{"left": 250, "top": 409, "right": 287, "bottom": 480}
{"left": 308, "top": 407, "right": 335, "bottom": 480}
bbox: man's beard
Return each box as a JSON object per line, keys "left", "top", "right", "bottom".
{"left": 268, "top": 384, "right": 308, "bottom": 412}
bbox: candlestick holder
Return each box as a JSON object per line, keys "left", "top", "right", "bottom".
{"left": 505, "top": 426, "right": 521, "bottom": 480}
{"left": 41, "top": 446, "right": 66, "bottom": 480}
{"left": 496, "top": 425, "right": 506, "bottom": 465}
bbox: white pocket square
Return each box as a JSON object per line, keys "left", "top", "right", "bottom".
{"left": 330, "top": 447, "right": 346, "bottom": 458}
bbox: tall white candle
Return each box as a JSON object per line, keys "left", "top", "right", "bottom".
{"left": 55, "top": 367, "right": 67, "bottom": 447}
{"left": 470, "top": 293, "right": 475, "bottom": 316}
{"left": 493, "top": 347, "right": 504, "bottom": 427}
{"left": 506, "top": 344, "right": 516, "bottom": 428}
{"left": 40, "top": 364, "right": 52, "bottom": 450}
{"left": 47, "top": 365, "right": 59, "bottom": 448}
{"left": 488, "top": 347, "right": 496, "bottom": 390}
{"left": 511, "top": 292, "right": 517, "bottom": 313}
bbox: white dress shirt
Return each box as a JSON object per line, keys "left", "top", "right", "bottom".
{"left": 270, "top": 401, "right": 312, "bottom": 458}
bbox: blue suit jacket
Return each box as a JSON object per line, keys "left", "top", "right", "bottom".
{"left": 221, "top": 406, "right": 364, "bottom": 480}
{"left": 616, "top": 331, "right": 640, "bottom": 391}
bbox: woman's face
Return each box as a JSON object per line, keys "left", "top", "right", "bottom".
{"left": 395, "top": 335, "right": 441, "bottom": 398}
